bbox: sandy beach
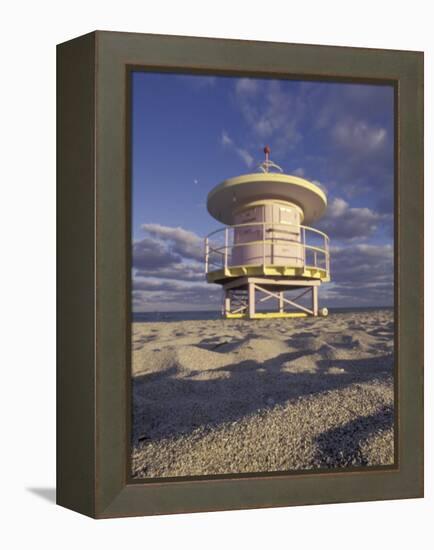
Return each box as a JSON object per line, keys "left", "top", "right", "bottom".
{"left": 131, "top": 309, "right": 394, "bottom": 478}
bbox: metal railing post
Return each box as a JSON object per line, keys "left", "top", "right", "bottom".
{"left": 204, "top": 223, "right": 330, "bottom": 279}
{"left": 224, "top": 227, "right": 228, "bottom": 271}
{"left": 205, "top": 237, "right": 209, "bottom": 273}
{"left": 263, "top": 223, "right": 266, "bottom": 266}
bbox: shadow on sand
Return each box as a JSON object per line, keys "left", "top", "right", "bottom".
{"left": 314, "top": 405, "right": 394, "bottom": 467}
{"left": 132, "top": 345, "right": 394, "bottom": 445}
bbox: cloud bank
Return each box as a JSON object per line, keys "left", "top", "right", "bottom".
{"left": 132, "top": 222, "right": 393, "bottom": 311}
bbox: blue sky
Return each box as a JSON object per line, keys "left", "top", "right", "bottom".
{"left": 131, "top": 72, "right": 394, "bottom": 311}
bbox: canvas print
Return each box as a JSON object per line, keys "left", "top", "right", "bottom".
{"left": 130, "top": 72, "right": 395, "bottom": 479}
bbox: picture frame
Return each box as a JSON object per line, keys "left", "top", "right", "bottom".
{"left": 57, "top": 30, "right": 423, "bottom": 518}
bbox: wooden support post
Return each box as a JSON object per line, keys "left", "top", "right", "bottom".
{"left": 248, "top": 282, "right": 256, "bottom": 319}
{"left": 224, "top": 290, "right": 231, "bottom": 318}
{"left": 279, "top": 291, "right": 284, "bottom": 313}
{"left": 255, "top": 283, "right": 313, "bottom": 316}
{"left": 312, "top": 285, "right": 318, "bottom": 317}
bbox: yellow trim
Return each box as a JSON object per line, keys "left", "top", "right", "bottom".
{"left": 226, "top": 312, "right": 308, "bottom": 319}
{"left": 207, "top": 264, "right": 330, "bottom": 283}
{"left": 206, "top": 172, "right": 328, "bottom": 226}
{"left": 208, "top": 173, "right": 327, "bottom": 207}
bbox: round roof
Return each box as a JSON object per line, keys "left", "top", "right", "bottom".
{"left": 207, "top": 173, "right": 327, "bottom": 225}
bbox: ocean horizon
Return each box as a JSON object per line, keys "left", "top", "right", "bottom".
{"left": 132, "top": 306, "right": 394, "bottom": 323}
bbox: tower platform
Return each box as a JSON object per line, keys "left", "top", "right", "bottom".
{"left": 220, "top": 277, "right": 324, "bottom": 319}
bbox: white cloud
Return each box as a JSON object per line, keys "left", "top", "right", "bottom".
{"left": 293, "top": 167, "right": 305, "bottom": 177}
{"left": 132, "top": 225, "right": 217, "bottom": 311}
{"left": 318, "top": 197, "right": 383, "bottom": 240}
{"left": 141, "top": 223, "right": 203, "bottom": 262}
{"left": 221, "top": 130, "right": 233, "bottom": 147}
{"left": 220, "top": 130, "right": 254, "bottom": 168}
{"left": 237, "top": 148, "right": 254, "bottom": 167}
{"left": 331, "top": 118, "right": 387, "bottom": 154}
{"left": 133, "top": 278, "right": 209, "bottom": 292}
{"left": 133, "top": 237, "right": 181, "bottom": 270}
{"left": 234, "top": 79, "right": 302, "bottom": 154}
{"left": 320, "top": 243, "right": 394, "bottom": 307}
{"left": 328, "top": 197, "right": 348, "bottom": 217}
{"left": 135, "top": 262, "right": 204, "bottom": 282}
{"left": 132, "top": 280, "right": 221, "bottom": 312}
{"left": 235, "top": 78, "right": 258, "bottom": 95}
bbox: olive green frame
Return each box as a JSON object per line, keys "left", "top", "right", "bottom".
{"left": 57, "top": 31, "right": 423, "bottom": 518}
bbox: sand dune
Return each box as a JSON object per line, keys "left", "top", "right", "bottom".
{"left": 131, "top": 310, "right": 394, "bottom": 478}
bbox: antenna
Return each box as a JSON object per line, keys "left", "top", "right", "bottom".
{"left": 258, "top": 145, "right": 283, "bottom": 173}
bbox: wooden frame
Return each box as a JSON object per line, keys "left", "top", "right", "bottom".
{"left": 57, "top": 30, "right": 423, "bottom": 518}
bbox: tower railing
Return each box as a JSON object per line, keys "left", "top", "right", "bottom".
{"left": 205, "top": 221, "right": 330, "bottom": 278}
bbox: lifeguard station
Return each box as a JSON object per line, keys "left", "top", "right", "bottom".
{"left": 204, "top": 147, "right": 331, "bottom": 319}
